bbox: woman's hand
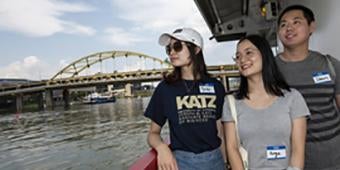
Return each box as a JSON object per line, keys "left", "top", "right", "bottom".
{"left": 156, "top": 143, "right": 178, "bottom": 170}
{"left": 147, "top": 121, "right": 178, "bottom": 170}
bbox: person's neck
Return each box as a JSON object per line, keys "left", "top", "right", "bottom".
{"left": 245, "top": 76, "right": 277, "bottom": 109}
{"left": 181, "top": 65, "right": 195, "bottom": 80}
{"left": 247, "top": 75, "right": 275, "bottom": 102}
{"left": 281, "top": 44, "right": 309, "bottom": 62}
{"left": 247, "top": 74, "right": 266, "bottom": 95}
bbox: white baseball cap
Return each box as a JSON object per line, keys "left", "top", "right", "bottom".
{"left": 158, "top": 28, "right": 203, "bottom": 49}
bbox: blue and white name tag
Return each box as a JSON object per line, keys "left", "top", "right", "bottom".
{"left": 266, "top": 145, "right": 286, "bottom": 160}
{"left": 312, "top": 71, "right": 332, "bottom": 84}
{"left": 199, "top": 83, "right": 215, "bottom": 93}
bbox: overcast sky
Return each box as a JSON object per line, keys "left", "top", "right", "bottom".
{"left": 0, "top": 0, "right": 236, "bottom": 80}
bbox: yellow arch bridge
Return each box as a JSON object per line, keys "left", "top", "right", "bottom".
{"left": 0, "top": 50, "right": 239, "bottom": 112}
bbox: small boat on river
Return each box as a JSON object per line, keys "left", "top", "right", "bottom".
{"left": 83, "top": 92, "right": 116, "bottom": 104}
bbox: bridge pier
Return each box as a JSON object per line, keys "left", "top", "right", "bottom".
{"left": 125, "top": 83, "right": 133, "bottom": 97}
{"left": 107, "top": 84, "right": 113, "bottom": 92}
{"left": 62, "top": 89, "right": 70, "bottom": 109}
{"left": 45, "top": 90, "right": 54, "bottom": 109}
{"left": 37, "top": 92, "right": 44, "bottom": 110}
{"left": 16, "top": 94, "right": 23, "bottom": 113}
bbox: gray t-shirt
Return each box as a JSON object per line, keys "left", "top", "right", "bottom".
{"left": 222, "top": 89, "right": 310, "bottom": 170}
{"left": 276, "top": 51, "right": 340, "bottom": 170}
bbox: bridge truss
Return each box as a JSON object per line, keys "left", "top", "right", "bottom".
{"left": 48, "top": 50, "right": 172, "bottom": 85}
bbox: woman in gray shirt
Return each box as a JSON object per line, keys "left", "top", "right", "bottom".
{"left": 222, "top": 35, "right": 310, "bottom": 170}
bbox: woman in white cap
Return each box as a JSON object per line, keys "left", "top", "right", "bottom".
{"left": 144, "top": 27, "right": 226, "bottom": 170}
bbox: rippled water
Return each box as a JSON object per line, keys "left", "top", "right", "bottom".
{"left": 0, "top": 97, "right": 166, "bottom": 170}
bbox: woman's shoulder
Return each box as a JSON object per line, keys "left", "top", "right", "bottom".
{"left": 282, "top": 88, "right": 303, "bottom": 99}
{"left": 207, "top": 78, "right": 226, "bottom": 93}
{"left": 154, "top": 80, "right": 171, "bottom": 91}
{"left": 152, "top": 80, "right": 179, "bottom": 97}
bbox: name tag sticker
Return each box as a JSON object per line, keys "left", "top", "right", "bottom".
{"left": 312, "top": 71, "right": 332, "bottom": 84}
{"left": 199, "top": 83, "right": 215, "bottom": 93}
{"left": 266, "top": 145, "right": 286, "bottom": 160}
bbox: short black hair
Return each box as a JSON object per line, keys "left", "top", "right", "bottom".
{"left": 278, "top": 4, "right": 315, "bottom": 25}
{"left": 235, "top": 35, "right": 290, "bottom": 99}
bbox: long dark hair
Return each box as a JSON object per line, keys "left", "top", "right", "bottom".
{"left": 235, "top": 35, "right": 290, "bottom": 99}
{"left": 163, "top": 41, "right": 209, "bottom": 83}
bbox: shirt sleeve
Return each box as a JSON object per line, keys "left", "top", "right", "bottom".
{"left": 144, "top": 83, "right": 167, "bottom": 127}
{"left": 329, "top": 55, "right": 340, "bottom": 94}
{"left": 289, "top": 89, "right": 311, "bottom": 119}
{"left": 221, "top": 95, "right": 234, "bottom": 122}
{"left": 215, "top": 81, "right": 226, "bottom": 119}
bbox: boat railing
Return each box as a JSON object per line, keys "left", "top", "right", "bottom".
{"left": 128, "top": 148, "right": 157, "bottom": 170}
{"left": 129, "top": 139, "right": 170, "bottom": 170}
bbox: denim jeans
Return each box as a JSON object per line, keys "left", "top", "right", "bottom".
{"left": 173, "top": 148, "right": 225, "bottom": 170}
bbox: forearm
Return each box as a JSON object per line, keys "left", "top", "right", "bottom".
{"left": 227, "top": 147, "right": 244, "bottom": 170}
{"left": 147, "top": 122, "right": 177, "bottom": 169}
{"left": 336, "top": 94, "right": 340, "bottom": 109}
{"left": 148, "top": 132, "right": 167, "bottom": 152}
{"left": 225, "top": 122, "right": 244, "bottom": 170}
{"left": 290, "top": 117, "right": 307, "bottom": 169}
{"left": 217, "top": 120, "right": 227, "bottom": 163}
{"left": 290, "top": 146, "right": 304, "bottom": 169}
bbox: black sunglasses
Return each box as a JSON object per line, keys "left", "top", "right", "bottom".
{"left": 165, "top": 41, "right": 185, "bottom": 55}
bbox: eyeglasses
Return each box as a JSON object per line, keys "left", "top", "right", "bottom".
{"left": 232, "top": 48, "right": 258, "bottom": 63}
{"left": 165, "top": 41, "right": 185, "bottom": 55}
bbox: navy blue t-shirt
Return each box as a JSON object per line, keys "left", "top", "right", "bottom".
{"left": 144, "top": 77, "right": 225, "bottom": 154}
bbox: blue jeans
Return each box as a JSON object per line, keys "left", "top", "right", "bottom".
{"left": 173, "top": 148, "right": 225, "bottom": 170}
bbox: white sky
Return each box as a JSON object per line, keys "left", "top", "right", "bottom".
{"left": 0, "top": 0, "right": 236, "bottom": 80}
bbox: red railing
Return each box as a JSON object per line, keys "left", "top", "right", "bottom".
{"left": 129, "top": 139, "right": 171, "bottom": 170}
{"left": 128, "top": 148, "right": 157, "bottom": 170}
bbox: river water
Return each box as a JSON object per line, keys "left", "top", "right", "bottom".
{"left": 0, "top": 97, "right": 167, "bottom": 170}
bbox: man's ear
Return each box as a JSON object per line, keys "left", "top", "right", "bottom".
{"left": 309, "top": 21, "right": 316, "bottom": 36}
{"left": 195, "top": 47, "right": 201, "bottom": 54}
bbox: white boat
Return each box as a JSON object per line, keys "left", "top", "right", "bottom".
{"left": 83, "top": 92, "right": 116, "bottom": 104}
